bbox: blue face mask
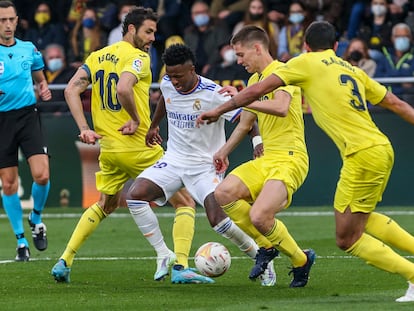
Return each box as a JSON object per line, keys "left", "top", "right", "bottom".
{"left": 289, "top": 13, "right": 304, "bottom": 24}
{"left": 82, "top": 18, "right": 96, "bottom": 29}
{"left": 394, "top": 37, "right": 411, "bottom": 52}
{"left": 48, "top": 58, "right": 63, "bottom": 72}
{"left": 194, "top": 14, "right": 209, "bottom": 27}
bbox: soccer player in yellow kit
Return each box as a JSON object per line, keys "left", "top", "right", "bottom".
{"left": 198, "top": 21, "right": 414, "bottom": 302}
{"left": 213, "top": 25, "right": 315, "bottom": 287}
{"left": 51, "top": 6, "right": 195, "bottom": 283}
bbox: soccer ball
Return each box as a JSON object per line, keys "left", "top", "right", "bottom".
{"left": 194, "top": 242, "right": 231, "bottom": 277}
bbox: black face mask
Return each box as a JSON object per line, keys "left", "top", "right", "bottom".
{"left": 249, "top": 13, "right": 264, "bottom": 21}
{"left": 349, "top": 50, "right": 363, "bottom": 62}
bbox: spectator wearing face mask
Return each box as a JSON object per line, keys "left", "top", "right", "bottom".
{"left": 342, "top": 38, "right": 377, "bottom": 77}
{"left": 183, "top": 1, "right": 231, "bottom": 75}
{"left": 69, "top": 7, "right": 105, "bottom": 66}
{"left": 38, "top": 44, "right": 77, "bottom": 112}
{"left": 205, "top": 43, "right": 251, "bottom": 90}
{"left": 233, "top": 0, "right": 279, "bottom": 58}
{"left": 278, "top": 0, "right": 314, "bottom": 62}
{"left": 374, "top": 23, "right": 414, "bottom": 100}
{"left": 24, "top": 1, "right": 67, "bottom": 54}
{"left": 357, "top": 0, "right": 394, "bottom": 62}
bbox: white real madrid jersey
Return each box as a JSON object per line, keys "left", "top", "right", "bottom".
{"left": 160, "top": 75, "right": 241, "bottom": 167}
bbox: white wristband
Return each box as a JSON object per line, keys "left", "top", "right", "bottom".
{"left": 252, "top": 136, "right": 262, "bottom": 148}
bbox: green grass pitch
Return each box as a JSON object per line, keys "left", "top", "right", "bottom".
{"left": 0, "top": 206, "right": 413, "bottom": 311}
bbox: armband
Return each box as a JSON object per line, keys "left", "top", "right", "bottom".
{"left": 252, "top": 136, "right": 263, "bottom": 148}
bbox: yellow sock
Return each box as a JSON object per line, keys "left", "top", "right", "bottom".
{"left": 173, "top": 206, "right": 195, "bottom": 268}
{"left": 222, "top": 200, "right": 272, "bottom": 249}
{"left": 366, "top": 212, "right": 414, "bottom": 254}
{"left": 264, "top": 219, "right": 307, "bottom": 267}
{"left": 61, "top": 203, "right": 106, "bottom": 267}
{"left": 347, "top": 233, "right": 414, "bottom": 282}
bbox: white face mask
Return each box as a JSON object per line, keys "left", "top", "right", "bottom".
{"left": 371, "top": 4, "right": 387, "bottom": 16}
{"left": 223, "top": 49, "right": 236, "bottom": 63}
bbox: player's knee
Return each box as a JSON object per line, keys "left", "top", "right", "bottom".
{"left": 250, "top": 208, "right": 267, "bottom": 231}
{"left": 1, "top": 182, "right": 18, "bottom": 195}
{"left": 335, "top": 234, "right": 356, "bottom": 251}
{"left": 204, "top": 194, "right": 227, "bottom": 227}
{"left": 32, "top": 172, "right": 49, "bottom": 185}
{"left": 214, "top": 184, "right": 232, "bottom": 206}
{"left": 126, "top": 183, "right": 141, "bottom": 200}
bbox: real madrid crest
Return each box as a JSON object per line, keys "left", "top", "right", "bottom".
{"left": 193, "top": 99, "right": 201, "bottom": 111}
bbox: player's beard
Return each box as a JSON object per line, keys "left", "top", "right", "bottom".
{"left": 133, "top": 34, "right": 149, "bottom": 52}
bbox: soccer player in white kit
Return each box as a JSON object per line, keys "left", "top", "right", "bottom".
{"left": 126, "top": 44, "right": 276, "bottom": 285}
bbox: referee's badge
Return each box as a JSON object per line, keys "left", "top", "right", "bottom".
{"left": 0, "top": 61, "right": 4, "bottom": 76}
{"left": 193, "top": 99, "right": 201, "bottom": 111}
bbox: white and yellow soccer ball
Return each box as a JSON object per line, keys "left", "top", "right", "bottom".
{"left": 194, "top": 242, "right": 231, "bottom": 277}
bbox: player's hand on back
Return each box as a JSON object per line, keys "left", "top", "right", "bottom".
{"left": 118, "top": 119, "right": 139, "bottom": 135}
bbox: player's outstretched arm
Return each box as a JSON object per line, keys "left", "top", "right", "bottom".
{"left": 247, "top": 89, "right": 292, "bottom": 117}
{"left": 196, "top": 74, "right": 283, "bottom": 125}
{"left": 379, "top": 91, "right": 414, "bottom": 125}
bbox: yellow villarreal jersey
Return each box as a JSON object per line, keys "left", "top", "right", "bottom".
{"left": 276, "top": 49, "right": 390, "bottom": 157}
{"left": 84, "top": 41, "right": 158, "bottom": 152}
{"left": 245, "top": 60, "right": 307, "bottom": 154}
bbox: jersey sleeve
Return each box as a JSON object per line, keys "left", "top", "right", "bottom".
{"left": 122, "top": 53, "right": 151, "bottom": 82}
{"left": 275, "top": 56, "right": 308, "bottom": 87}
{"left": 31, "top": 45, "right": 45, "bottom": 71}
{"left": 359, "top": 69, "right": 387, "bottom": 105}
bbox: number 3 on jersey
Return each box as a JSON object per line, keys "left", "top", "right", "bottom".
{"left": 95, "top": 69, "right": 122, "bottom": 111}
{"left": 339, "top": 74, "right": 366, "bottom": 111}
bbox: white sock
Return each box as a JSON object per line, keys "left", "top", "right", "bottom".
{"left": 214, "top": 217, "right": 258, "bottom": 259}
{"left": 127, "top": 199, "right": 170, "bottom": 257}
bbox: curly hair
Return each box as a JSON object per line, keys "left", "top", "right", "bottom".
{"left": 162, "top": 44, "right": 196, "bottom": 67}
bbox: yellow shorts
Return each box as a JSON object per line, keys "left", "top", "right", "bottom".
{"left": 96, "top": 147, "right": 163, "bottom": 195}
{"left": 230, "top": 150, "right": 308, "bottom": 208}
{"left": 334, "top": 144, "right": 394, "bottom": 213}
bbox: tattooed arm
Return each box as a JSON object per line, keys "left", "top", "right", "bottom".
{"left": 64, "top": 67, "right": 102, "bottom": 144}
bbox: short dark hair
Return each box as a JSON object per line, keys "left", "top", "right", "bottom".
{"left": 122, "top": 6, "right": 158, "bottom": 36}
{"left": 231, "top": 25, "right": 269, "bottom": 50}
{"left": 0, "top": 1, "right": 15, "bottom": 10}
{"left": 162, "top": 44, "right": 196, "bottom": 67}
{"left": 304, "top": 21, "right": 336, "bottom": 51}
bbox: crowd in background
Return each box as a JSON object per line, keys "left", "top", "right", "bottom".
{"left": 13, "top": 0, "right": 414, "bottom": 109}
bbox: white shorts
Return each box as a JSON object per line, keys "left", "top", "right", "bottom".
{"left": 138, "top": 158, "right": 223, "bottom": 206}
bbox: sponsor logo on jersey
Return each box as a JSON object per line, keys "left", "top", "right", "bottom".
{"left": 132, "top": 59, "right": 143, "bottom": 72}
